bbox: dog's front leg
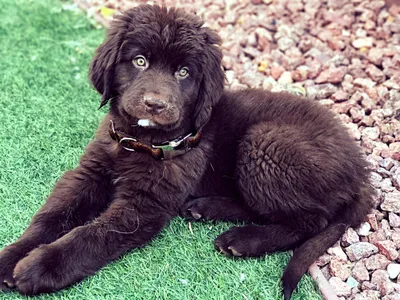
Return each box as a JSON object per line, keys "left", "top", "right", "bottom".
{"left": 12, "top": 193, "right": 172, "bottom": 295}
{"left": 0, "top": 147, "right": 113, "bottom": 291}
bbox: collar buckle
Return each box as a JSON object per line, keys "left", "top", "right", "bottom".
{"left": 119, "top": 137, "right": 138, "bottom": 152}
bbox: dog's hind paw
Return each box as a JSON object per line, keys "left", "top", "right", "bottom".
{"left": 214, "top": 225, "right": 269, "bottom": 258}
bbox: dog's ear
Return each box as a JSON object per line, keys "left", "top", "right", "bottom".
{"left": 89, "top": 27, "right": 122, "bottom": 109}
{"left": 193, "top": 28, "right": 225, "bottom": 131}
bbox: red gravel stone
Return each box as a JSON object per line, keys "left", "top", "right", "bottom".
{"left": 352, "top": 260, "right": 370, "bottom": 282}
{"left": 365, "top": 254, "right": 391, "bottom": 271}
{"left": 315, "top": 66, "right": 347, "bottom": 84}
{"left": 375, "top": 240, "right": 399, "bottom": 261}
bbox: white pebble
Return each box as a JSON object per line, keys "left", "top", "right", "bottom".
{"left": 277, "top": 71, "right": 293, "bottom": 85}
{"left": 352, "top": 37, "right": 373, "bottom": 49}
{"left": 357, "top": 222, "right": 371, "bottom": 237}
{"left": 387, "top": 264, "right": 400, "bottom": 280}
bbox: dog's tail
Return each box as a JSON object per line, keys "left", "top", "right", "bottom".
{"left": 281, "top": 185, "right": 373, "bottom": 300}
{"left": 281, "top": 222, "right": 347, "bottom": 300}
{"left": 282, "top": 183, "right": 375, "bottom": 300}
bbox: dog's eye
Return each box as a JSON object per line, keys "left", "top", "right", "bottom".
{"left": 133, "top": 55, "right": 148, "bottom": 69}
{"left": 177, "top": 67, "right": 189, "bottom": 79}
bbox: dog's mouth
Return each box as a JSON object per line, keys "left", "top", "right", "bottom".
{"left": 133, "top": 109, "right": 181, "bottom": 129}
{"left": 121, "top": 93, "right": 182, "bottom": 130}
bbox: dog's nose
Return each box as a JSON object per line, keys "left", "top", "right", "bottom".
{"left": 143, "top": 93, "right": 167, "bottom": 115}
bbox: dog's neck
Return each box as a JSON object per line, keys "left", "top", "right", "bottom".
{"left": 110, "top": 111, "right": 194, "bottom": 145}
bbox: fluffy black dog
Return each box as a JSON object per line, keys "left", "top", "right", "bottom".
{"left": 0, "top": 5, "right": 373, "bottom": 299}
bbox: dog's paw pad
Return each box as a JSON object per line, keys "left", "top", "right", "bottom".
{"left": 0, "top": 278, "right": 16, "bottom": 292}
{"left": 3, "top": 279, "right": 15, "bottom": 289}
{"left": 228, "top": 246, "right": 242, "bottom": 257}
{"left": 214, "top": 242, "right": 242, "bottom": 257}
{"left": 215, "top": 244, "right": 231, "bottom": 256}
{"left": 214, "top": 226, "right": 268, "bottom": 258}
{"left": 180, "top": 200, "right": 209, "bottom": 221}
{"left": 187, "top": 209, "right": 202, "bottom": 220}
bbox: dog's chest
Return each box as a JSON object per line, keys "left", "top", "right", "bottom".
{"left": 111, "top": 150, "right": 202, "bottom": 201}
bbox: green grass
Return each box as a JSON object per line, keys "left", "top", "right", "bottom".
{"left": 0, "top": 0, "right": 322, "bottom": 299}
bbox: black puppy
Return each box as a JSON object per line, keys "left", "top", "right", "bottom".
{"left": 0, "top": 5, "right": 373, "bottom": 299}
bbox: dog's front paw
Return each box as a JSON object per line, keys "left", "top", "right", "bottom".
{"left": 214, "top": 226, "right": 267, "bottom": 258}
{"left": 0, "top": 244, "right": 29, "bottom": 291}
{"left": 0, "top": 258, "right": 16, "bottom": 291}
{"left": 13, "top": 244, "right": 61, "bottom": 295}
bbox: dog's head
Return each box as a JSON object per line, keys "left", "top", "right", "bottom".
{"left": 89, "top": 5, "right": 224, "bottom": 132}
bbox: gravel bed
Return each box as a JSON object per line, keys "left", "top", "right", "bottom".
{"left": 75, "top": 0, "right": 400, "bottom": 299}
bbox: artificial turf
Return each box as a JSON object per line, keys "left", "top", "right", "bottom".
{"left": 0, "top": 0, "right": 322, "bottom": 299}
